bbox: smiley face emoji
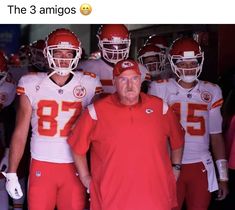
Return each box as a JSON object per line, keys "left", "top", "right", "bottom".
{"left": 80, "top": 3, "right": 92, "bottom": 15}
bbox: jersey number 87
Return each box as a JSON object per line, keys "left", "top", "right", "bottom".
{"left": 37, "top": 100, "right": 82, "bottom": 137}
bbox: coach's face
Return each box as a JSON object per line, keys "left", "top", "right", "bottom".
{"left": 114, "top": 70, "right": 141, "bottom": 105}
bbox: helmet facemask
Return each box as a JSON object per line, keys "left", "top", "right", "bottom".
{"left": 98, "top": 37, "right": 130, "bottom": 64}
{"left": 138, "top": 51, "right": 165, "bottom": 77}
{"left": 45, "top": 43, "right": 81, "bottom": 76}
{"left": 169, "top": 51, "right": 204, "bottom": 83}
{"left": 45, "top": 28, "right": 82, "bottom": 77}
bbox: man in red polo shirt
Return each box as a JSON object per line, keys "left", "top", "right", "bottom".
{"left": 68, "top": 59, "right": 185, "bottom": 210}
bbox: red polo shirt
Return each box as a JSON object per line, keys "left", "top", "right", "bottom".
{"left": 68, "top": 93, "right": 184, "bottom": 210}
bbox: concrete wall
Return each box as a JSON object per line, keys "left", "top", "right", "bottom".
{"left": 22, "top": 24, "right": 152, "bottom": 55}
{"left": 24, "top": 24, "right": 91, "bottom": 54}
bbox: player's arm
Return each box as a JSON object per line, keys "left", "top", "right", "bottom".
{"left": 210, "top": 133, "right": 229, "bottom": 200}
{"left": 5, "top": 94, "right": 32, "bottom": 199}
{"left": 209, "top": 85, "right": 229, "bottom": 200}
{"left": 8, "top": 94, "right": 32, "bottom": 173}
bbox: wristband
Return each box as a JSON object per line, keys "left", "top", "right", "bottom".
{"left": 216, "top": 159, "right": 228, "bottom": 181}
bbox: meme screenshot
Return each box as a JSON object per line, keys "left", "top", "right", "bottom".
{"left": 0, "top": 1, "right": 234, "bottom": 210}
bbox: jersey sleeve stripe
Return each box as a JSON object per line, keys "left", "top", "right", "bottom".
{"left": 101, "top": 79, "right": 113, "bottom": 86}
{"left": 16, "top": 86, "right": 25, "bottom": 95}
{"left": 83, "top": 71, "right": 97, "bottom": 78}
{"left": 211, "top": 98, "right": 223, "bottom": 109}
{"left": 95, "top": 87, "right": 103, "bottom": 94}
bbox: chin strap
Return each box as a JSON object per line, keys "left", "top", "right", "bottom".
{"left": 216, "top": 159, "right": 229, "bottom": 181}
{"left": 47, "top": 69, "right": 75, "bottom": 78}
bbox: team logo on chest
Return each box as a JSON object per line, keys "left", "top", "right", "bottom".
{"left": 200, "top": 91, "right": 212, "bottom": 103}
{"left": 73, "top": 85, "right": 86, "bottom": 99}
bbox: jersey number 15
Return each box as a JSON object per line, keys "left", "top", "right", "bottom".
{"left": 171, "top": 103, "right": 208, "bottom": 136}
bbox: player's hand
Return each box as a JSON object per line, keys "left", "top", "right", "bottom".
{"left": 216, "top": 180, "right": 229, "bottom": 200}
{"left": 5, "top": 173, "right": 23, "bottom": 199}
{"left": 0, "top": 148, "right": 9, "bottom": 172}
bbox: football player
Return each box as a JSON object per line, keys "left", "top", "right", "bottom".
{"left": 137, "top": 43, "right": 167, "bottom": 80}
{"left": 148, "top": 37, "right": 229, "bottom": 210}
{"left": 78, "top": 24, "right": 151, "bottom": 95}
{"left": 5, "top": 28, "right": 102, "bottom": 210}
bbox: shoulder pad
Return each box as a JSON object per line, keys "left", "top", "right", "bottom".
{"left": 202, "top": 81, "right": 217, "bottom": 87}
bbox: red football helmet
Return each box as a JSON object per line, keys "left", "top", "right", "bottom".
{"left": 97, "top": 24, "right": 131, "bottom": 64}
{"left": 145, "top": 35, "right": 168, "bottom": 53}
{"left": 137, "top": 44, "right": 165, "bottom": 77}
{"left": 168, "top": 37, "right": 204, "bottom": 83}
{"left": 0, "top": 51, "right": 8, "bottom": 86}
{"left": 44, "top": 28, "right": 82, "bottom": 76}
{"left": 30, "top": 39, "right": 48, "bottom": 71}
